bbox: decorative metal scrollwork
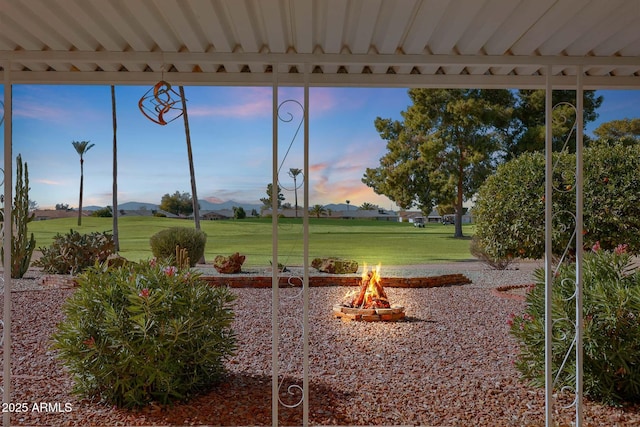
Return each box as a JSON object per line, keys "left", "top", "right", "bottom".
{"left": 0, "top": 100, "right": 4, "bottom": 126}
{"left": 275, "top": 98, "right": 306, "bottom": 409}
{"left": 550, "top": 100, "right": 580, "bottom": 410}
{"left": 138, "top": 81, "right": 185, "bottom": 125}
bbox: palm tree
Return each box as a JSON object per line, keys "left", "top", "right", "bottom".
{"left": 179, "top": 86, "right": 204, "bottom": 263}
{"left": 72, "top": 140, "right": 95, "bottom": 226}
{"left": 111, "top": 85, "right": 119, "bottom": 251}
{"left": 359, "top": 202, "right": 377, "bottom": 210}
{"left": 288, "top": 167, "right": 302, "bottom": 217}
{"left": 310, "top": 204, "right": 327, "bottom": 218}
{"left": 346, "top": 200, "right": 350, "bottom": 211}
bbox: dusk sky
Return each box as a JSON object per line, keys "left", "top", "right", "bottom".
{"left": 1, "top": 86, "right": 639, "bottom": 210}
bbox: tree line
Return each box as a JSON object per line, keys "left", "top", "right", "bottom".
{"left": 362, "top": 89, "right": 640, "bottom": 238}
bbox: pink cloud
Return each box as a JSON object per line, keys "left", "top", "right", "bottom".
{"left": 34, "top": 178, "right": 63, "bottom": 185}
{"left": 188, "top": 87, "right": 272, "bottom": 118}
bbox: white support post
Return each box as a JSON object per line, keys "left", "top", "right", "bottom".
{"left": 271, "top": 65, "right": 279, "bottom": 427}
{"left": 302, "top": 63, "right": 310, "bottom": 427}
{"left": 544, "top": 64, "right": 554, "bottom": 427}
{"left": 3, "top": 62, "right": 13, "bottom": 427}
{"left": 575, "top": 66, "right": 585, "bottom": 427}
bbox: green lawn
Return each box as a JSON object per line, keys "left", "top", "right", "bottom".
{"left": 28, "top": 217, "right": 475, "bottom": 266}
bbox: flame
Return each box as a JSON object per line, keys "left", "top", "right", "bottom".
{"left": 344, "top": 263, "right": 390, "bottom": 309}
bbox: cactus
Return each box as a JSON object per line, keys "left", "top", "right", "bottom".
{"left": 175, "top": 245, "right": 190, "bottom": 270}
{"left": 1, "top": 154, "right": 36, "bottom": 278}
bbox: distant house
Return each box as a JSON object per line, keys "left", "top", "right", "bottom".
{"left": 337, "top": 208, "right": 399, "bottom": 221}
{"left": 33, "top": 209, "right": 83, "bottom": 221}
{"left": 116, "top": 209, "right": 178, "bottom": 218}
{"left": 398, "top": 211, "right": 425, "bottom": 224}
{"left": 199, "top": 209, "right": 234, "bottom": 220}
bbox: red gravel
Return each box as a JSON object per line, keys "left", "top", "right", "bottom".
{"left": 1, "top": 274, "right": 640, "bottom": 426}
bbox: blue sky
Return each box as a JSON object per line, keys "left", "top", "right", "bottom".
{"left": 1, "top": 86, "right": 639, "bottom": 210}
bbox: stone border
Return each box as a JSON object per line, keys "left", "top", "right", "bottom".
{"left": 36, "top": 273, "right": 472, "bottom": 290}
{"left": 201, "top": 273, "right": 472, "bottom": 288}
{"left": 491, "top": 284, "right": 535, "bottom": 301}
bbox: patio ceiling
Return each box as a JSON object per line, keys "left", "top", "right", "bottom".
{"left": 0, "top": 0, "right": 639, "bottom": 89}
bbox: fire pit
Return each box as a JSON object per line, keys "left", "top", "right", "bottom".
{"left": 333, "top": 264, "right": 406, "bottom": 322}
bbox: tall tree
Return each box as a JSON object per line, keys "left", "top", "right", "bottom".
{"left": 288, "top": 167, "right": 302, "bottom": 217}
{"left": 593, "top": 118, "right": 640, "bottom": 146}
{"left": 160, "top": 191, "right": 194, "bottom": 216}
{"left": 506, "top": 89, "right": 603, "bottom": 158}
{"left": 72, "top": 140, "right": 95, "bottom": 226}
{"left": 111, "top": 85, "right": 119, "bottom": 252}
{"left": 260, "top": 183, "right": 285, "bottom": 210}
{"left": 363, "top": 89, "right": 514, "bottom": 237}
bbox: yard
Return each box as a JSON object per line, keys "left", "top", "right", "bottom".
{"left": 2, "top": 263, "right": 640, "bottom": 426}
{"left": 27, "top": 217, "right": 476, "bottom": 266}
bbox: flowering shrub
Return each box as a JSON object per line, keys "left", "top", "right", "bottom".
{"left": 52, "top": 260, "right": 236, "bottom": 408}
{"left": 34, "top": 229, "right": 115, "bottom": 274}
{"left": 510, "top": 245, "right": 640, "bottom": 405}
{"left": 474, "top": 143, "right": 640, "bottom": 261}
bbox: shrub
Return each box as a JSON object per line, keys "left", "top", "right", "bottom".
{"left": 91, "top": 206, "right": 113, "bottom": 217}
{"left": 469, "top": 236, "right": 515, "bottom": 270}
{"left": 475, "top": 144, "right": 640, "bottom": 260}
{"left": 51, "top": 260, "right": 237, "bottom": 408}
{"left": 34, "top": 229, "right": 115, "bottom": 275}
{"left": 149, "top": 227, "right": 206, "bottom": 267}
{"left": 510, "top": 246, "right": 640, "bottom": 405}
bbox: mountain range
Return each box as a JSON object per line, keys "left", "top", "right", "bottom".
{"left": 84, "top": 201, "right": 364, "bottom": 213}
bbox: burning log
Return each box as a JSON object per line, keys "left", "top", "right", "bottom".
{"left": 346, "top": 264, "right": 390, "bottom": 309}
{"left": 335, "top": 263, "right": 405, "bottom": 321}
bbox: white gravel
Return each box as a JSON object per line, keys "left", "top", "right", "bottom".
{"left": 1, "top": 263, "right": 639, "bottom": 426}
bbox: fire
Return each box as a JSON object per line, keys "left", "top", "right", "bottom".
{"left": 344, "top": 263, "right": 390, "bottom": 309}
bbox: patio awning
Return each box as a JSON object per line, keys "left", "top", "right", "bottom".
{"left": 1, "top": 0, "right": 639, "bottom": 89}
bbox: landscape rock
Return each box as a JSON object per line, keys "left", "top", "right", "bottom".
{"left": 311, "top": 257, "right": 358, "bottom": 274}
{"left": 213, "top": 252, "right": 246, "bottom": 274}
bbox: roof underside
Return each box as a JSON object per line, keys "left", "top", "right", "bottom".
{"left": 1, "top": 0, "right": 639, "bottom": 89}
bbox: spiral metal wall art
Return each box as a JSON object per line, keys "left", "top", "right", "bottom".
{"left": 138, "top": 81, "right": 184, "bottom": 125}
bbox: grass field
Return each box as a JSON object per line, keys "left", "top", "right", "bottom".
{"left": 27, "top": 217, "right": 475, "bottom": 266}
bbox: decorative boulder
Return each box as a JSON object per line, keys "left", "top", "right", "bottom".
{"left": 311, "top": 258, "right": 358, "bottom": 274}
{"left": 213, "top": 252, "right": 246, "bottom": 274}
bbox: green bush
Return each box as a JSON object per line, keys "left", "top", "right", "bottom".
{"left": 34, "top": 229, "right": 115, "bottom": 274}
{"left": 510, "top": 245, "right": 640, "bottom": 405}
{"left": 51, "top": 260, "right": 237, "bottom": 408}
{"left": 474, "top": 144, "right": 640, "bottom": 260}
{"left": 149, "top": 227, "right": 206, "bottom": 267}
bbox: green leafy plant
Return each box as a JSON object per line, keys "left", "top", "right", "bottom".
{"left": 510, "top": 245, "right": 640, "bottom": 405}
{"left": 51, "top": 260, "right": 237, "bottom": 408}
{"left": 149, "top": 227, "right": 206, "bottom": 267}
{"left": 0, "top": 154, "right": 37, "bottom": 278}
{"left": 34, "top": 229, "right": 115, "bottom": 275}
{"left": 475, "top": 143, "right": 640, "bottom": 260}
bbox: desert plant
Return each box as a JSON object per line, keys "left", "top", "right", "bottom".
{"left": 149, "top": 227, "right": 206, "bottom": 267}
{"left": 0, "top": 154, "right": 37, "bottom": 279}
{"left": 34, "top": 229, "right": 115, "bottom": 275}
{"left": 51, "top": 260, "right": 237, "bottom": 408}
{"left": 510, "top": 245, "right": 640, "bottom": 405}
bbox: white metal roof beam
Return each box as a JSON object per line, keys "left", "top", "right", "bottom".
{"left": 4, "top": 51, "right": 639, "bottom": 69}
{"left": 4, "top": 69, "right": 638, "bottom": 89}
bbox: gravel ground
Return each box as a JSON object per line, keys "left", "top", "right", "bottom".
{"left": 1, "top": 262, "right": 639, "bottom": 426}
